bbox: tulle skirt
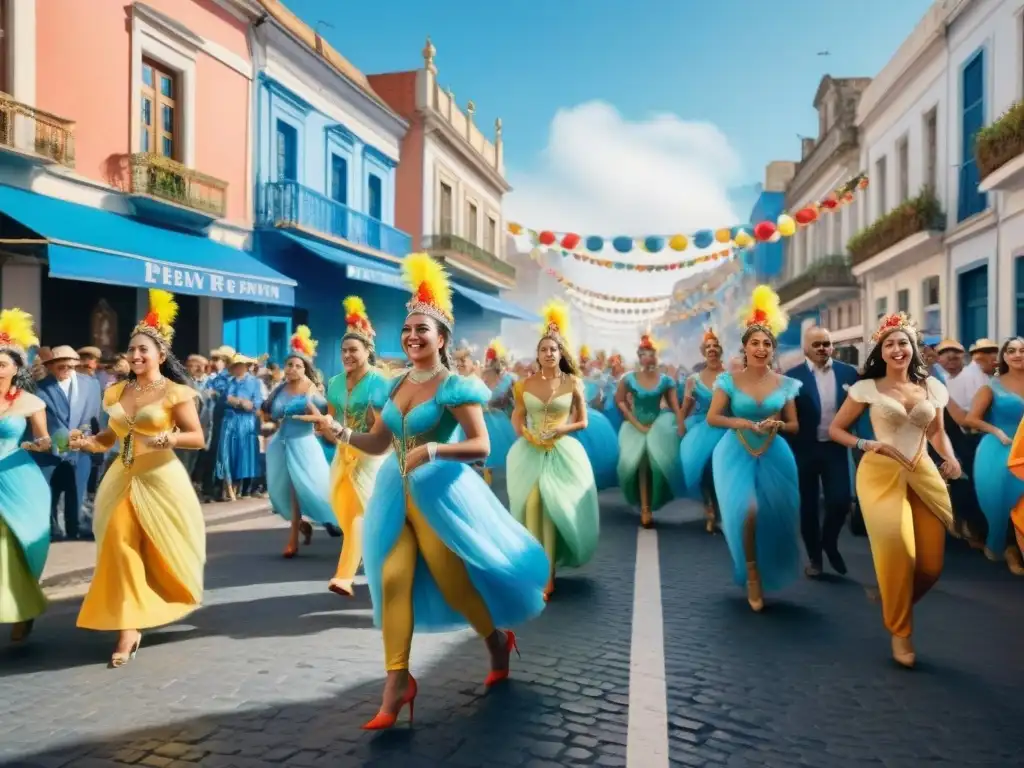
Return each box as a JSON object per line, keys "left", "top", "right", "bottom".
{"left": 454, "top": 408, "right": 516, "bottom": 469}
{"left": 680, "top": 414, "right": 726, "bottom": 499}
{"left": 617, "top": 412, "right": 685, "bottom": 511}
{"left": 572, "top": 407, "right": 619, "bottom": 490}
{"left": 266, "top": 431, "right": 337, "bottom": 526}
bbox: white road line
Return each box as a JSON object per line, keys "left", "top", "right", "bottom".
{"left": 626, "top": 527, "right": 669, "bottom": 768}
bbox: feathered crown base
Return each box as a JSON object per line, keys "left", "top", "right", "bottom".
{"left": 406, "top": 300, "right": 453, "bottom": 330}
{"left": 872, "top": 312, "right": 917, "bottom": 343}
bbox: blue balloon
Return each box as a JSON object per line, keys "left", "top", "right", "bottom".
{"left": 585, "top": 235, "right": 604, "bottom": 252}
{"left": 644, "top": 236, "right": 665, "bottom": 253}
{"left": 693, "top": 229, "right": 714, "bottom": 249}
{"left": 612, "top": 236, "right": 634, "bottom": 253}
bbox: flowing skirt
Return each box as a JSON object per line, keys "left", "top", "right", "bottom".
{"left": 974, "top": 433, "right": 1024, "bottom": 553}
{"left": 363, "top": 457, "right": 548, "bottom": 632}
{"left": 78, "top": 451, "right": 205, "bottom": 630}
{"left": 216, "top": 411, "right": 261, "bottom": 481}
{"left": 603, "top": 399, "right": 624, "bottom": 433}
{"left": 680, "top": 415, "right": 726, "bottom": 499}
{"left": 617, "top": 412, "right": 685, "bottom": 511}
{"left": 266, "top": 431, "right": 337, "bottom": 527}
{"left": 712, "top": 433, "right": 800, "bottom": 592}
{"left": 572, "top": 407, "right": 619, "bottom": 490}
{"left": 507, "top": 436, "right": 600, "bottom": 568}
{"left": 454, "top": 408, "right": 516, "bottom": 469}
{"left": 0, "top": 449, "right": 51, "bottom": 623}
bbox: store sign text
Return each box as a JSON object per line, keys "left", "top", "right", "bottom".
{"left": 144, "top": 261, "right": 282, "bottom": 301}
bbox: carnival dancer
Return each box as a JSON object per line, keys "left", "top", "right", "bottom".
{"left": 0, "top": 309, "right": 53, "bottom": 643}
{"left": 679, "top": 327, "right": 727, "bottom": 534}
{"left": 71, "top": 290, "right": 206, "bottom": 667}
{"left": 453, "top": 340, "right": 478, "bottom": 377}
{"left": 507, "top": 302, "right": 599, "bottom": 601}
{"left": 320, "top": 297, "right": 391, "bottom": 597}
{"left": 216, "top": 353, "right": 263, "bottom": 501}
{"left": 602, "top": 353, "right": 626, "bottom": 432}
{"left": 572, "top": 344, "right": 619, "bottom": 490}
{"left": 829, "top": 312, "right": 958, "bottom": 668}
{"left": 614, "top": 330, "right": 685, "bottom": 528}
{"left": 321, "top": 254, "right": 548, "bottom": 730}
{"left": 967, "top": 337, "right": 1024, "bottom": 573}
{"left": 706, "top": 286, "right": 801, "bottom": 612}
{"left": 260, "top": 326, "right": 335, "bottom": 558}
{"left": 475, "top": 339, "right": 517, "bottom": 484}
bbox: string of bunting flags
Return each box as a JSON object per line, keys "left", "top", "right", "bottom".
{"left": 543, "top": 270, "right": 672, "bottom": 303}
{"left": 509, "top": 172, "right": 869, "bottom": 262}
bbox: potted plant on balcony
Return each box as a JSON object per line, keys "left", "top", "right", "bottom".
{"left": 846, "top": 187, "right": 945, "bottom": 266}
{"left": 976, "top": 101, "right": 1024, "bottom": 181}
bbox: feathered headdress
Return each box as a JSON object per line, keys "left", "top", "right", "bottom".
{"left": 402, "top": 253, "right": 454, "bottom": 329}
{"left": 132, "top": 289, "right": 178, "bottom": 346}
{"left": 638, "top": 323, "right": 666, "bottom": 353}
{"left": 702, "top": 326, "right": 721, "bottom": 347}
{"left": 0, "top": 308, "right": 39, "bottom": 357}
{"left": 740, "top": 285, "right": 788, "bottom": 337}
{"left": 289, "top": 325, "right": 318, "bottom": 360}
{"left": 484, "top": 337, "right": 508, "bottom": 365}
{"left": 539, "top": 299, "right": 571, "bottom": 345}
{"left": 342, "top": 296, "right": 375, "bottom": 349}
{"left": 872, "top": 312, "right": 917, "bottom": 343}
{"left": 579, "top": 344, "right": 592, "bottom": 363}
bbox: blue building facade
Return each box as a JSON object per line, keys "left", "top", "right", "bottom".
{"left": 747, "top": 185, "right": 786, "bottom": 282}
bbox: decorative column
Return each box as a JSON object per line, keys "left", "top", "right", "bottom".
{"left": 421, "top": 36, "right": 436, "bottom": 110}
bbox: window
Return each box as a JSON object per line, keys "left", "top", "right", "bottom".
{"left": 367, "top": 174, "right": 382, "bottom": 221}
{"left": 439, "top": 182, "right": 453, "bottom": 233}
{"left": 141, "top": 58, "right": 178, "bottom": 158}
{"left": 486, "top": 216, "right": 498, "bottom": 254}
{"left": 897, "top": 289, "right": 910, "bottom": 314}
{"left": 875, "top": 156, "right": 888, "bottom": 217}
{"left": 1016, "top": 258, "right": 1024, "bottom": 334}
{"left": 875, "top": 296, "right": 888, "bottom": 320}
{"left": 959, "top": 265, "right": 988, "bottom": 342}
{"left": 923, "top": 108, "right": 938, "bottom": 192}
{"left": 958, "top": 50, "right": 988, "bottom": 222}
{"left": 466, "top": 201, "right": 478, "bottom": 243}
{"left": 836, "top": 305, "right": 844, "bottom": 330}
{"left": 922, "top": 275, "right": 941, "bottom": 335}
{"left": 330, "top": 154, "right": 348, "bottom": 205}
{"left": 275, "top": 120, "right": 297, "bottom": 181}
{"left": 897, "top": 136, "right": 910, "bottom": 202}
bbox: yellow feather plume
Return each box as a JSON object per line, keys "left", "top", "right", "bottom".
{"left": 343, "top": 295, "right": 367, "bottom": 319}
{"left": 0, "top": 308, "right": 39, "bottom": 351}
{"left": 579, "top": 344, "right": 592, "bottom": 360}
{"left": 485, "top": 337, "right": 507, "bottom": 362}
{"left": 539, "top": 299, "right": 571, "bottom": 342}
{"left": 289, "top": 324, "right": 318, "bottom": 358}
{"left": 402, "top": 253, "right": 453, "bottom": 320}
{"left": 148, "top": 289, "right": 178, "bottom": 329}
{"left": 739, "top": 284, "right": 789, "bottom": 336}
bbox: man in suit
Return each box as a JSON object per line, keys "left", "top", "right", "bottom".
{"left": 33, "top": 345, "right": 102, "bottom": 541}
{"left": 785, "top": 326, "right": 859, "bottom": 577}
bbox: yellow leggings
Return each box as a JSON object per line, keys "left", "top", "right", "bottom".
{"left": 524, "top": 485, "right": 557, "bottom": 577}
{"left": 332, "top": 478, "right": 364, "bottom": 583}
{"left": 381, "top": 495, "right": 495, "bottom": 670}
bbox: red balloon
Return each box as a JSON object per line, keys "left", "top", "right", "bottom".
{"left": 821, "top": 198, "right": 839, "bottom": 210}
{"left": 561, "top": 232, "right": 581, "bottom": 250}
{"left": 538, "top": 230, "right": 557, "bottom": 246}
{"left": 794, "top": 208, "right": 815, "bottom": 225}
{"left": 754, "top": 221, "right": 776, "bottom": 241}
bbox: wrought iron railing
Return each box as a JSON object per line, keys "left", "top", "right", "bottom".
{"left": 777, "top": 255, "right": 857, "bottom": 305}
{"left": 422, "top": 233, "right": 515, "bottom": 280}
{"left": 257, "top": 180, "right": 411, "bottom": 258}
{"left": 129, "top": 153, "right": 228, "bottom": 217}
{"left": 0, "top": 93, "right": 75, "bottom": 167}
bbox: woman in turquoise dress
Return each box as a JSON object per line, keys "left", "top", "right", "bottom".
{"left": 507, "top": 304, "right": 600, "bottom": 601}
{"left": 602, "top": 354, "right": 626, "bottom": 432}
{"left": 0, "top": 310, "right": 52, "bottom": 643}
{"left": 706, "top": 286, "right": 801, "bottom": 612}
{"left": 216, "top": 354, "right": 263, "bottom": 500}
{"left": 615, "top": 335, "right": 685, "bottom": 528}
{"left": 679, "top": 327, "right": 727, "bottom": 533}
{"left": 473, "top": 339, "right": 517, "bottom": 483}
{"left": 260, "top": 327, "right": 335, "bottom": 558}
{"left": 964, "top": 337, "right": 1024, "bottom": 574}
{"left": 322, "top": 254, "right": 548, "bottom": 730}
{"left": 571, "top": 345, "right": 619, "bottom": 490}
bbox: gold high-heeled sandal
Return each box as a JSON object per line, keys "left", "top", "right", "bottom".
{"left": 109, "top": 632, "right": 142, "bottom": 669}
{"left": 891, "top": 635, "right": 915, "bottom": 668}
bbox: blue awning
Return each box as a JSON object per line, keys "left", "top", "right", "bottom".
{"left": 451, "top": 283, "right": 540, "bottom": 322}
{"left": 0, "top": 184, "right": 296, "bottom": 306}
{"left": 278, "top": 231, "right": 404, "bottom": 278}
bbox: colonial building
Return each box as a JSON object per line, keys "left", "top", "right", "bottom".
{"left": 777, "top": 75, "right": 870, "bottom": 362}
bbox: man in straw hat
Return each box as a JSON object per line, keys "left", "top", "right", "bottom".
{"left": 32, "top": 345, "right": 102, "bottom": 540}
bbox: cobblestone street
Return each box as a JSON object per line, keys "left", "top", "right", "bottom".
{"left": 2, "top": 480, "right": 1023, "bottom": 767}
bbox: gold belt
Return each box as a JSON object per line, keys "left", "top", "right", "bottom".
{"left": 523, "top": 430, "right": 557, "bottom": 452}
{"left": 736, "top": 430, "right": 775, "bottom": 457}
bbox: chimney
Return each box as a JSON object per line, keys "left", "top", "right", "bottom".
{"left": 801, "top": 137, "right": 815, "bottom": 159}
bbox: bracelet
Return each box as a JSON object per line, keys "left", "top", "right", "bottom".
{"left": 339, "top": 426, "right": 352, "bottom": 444}
{"left": 856, "top": 438, "right": 865, "bottom": 451}
{"left": 426, "top": 442, "right": 438, "bottom": 462}
{"left": 153, "top": 431, "right": 172, "bottom": 449}
{"left": 330, "top": 419, "right": 345, "bottom": 436}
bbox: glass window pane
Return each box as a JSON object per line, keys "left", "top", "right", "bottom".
{"left": 162, "top": 105, "right": 174, "bottom": 133}
{"left": 160, "top": 75, "right": 173, "bottom": 98}
{"left": 143, "top": 65, "right": 153, "bottom": 87}
{"left": 161, "top": 136, "right": 173, "bottom": 157}
{"left": 141, "top": 129, "right": 150, "bottom": 152}
{"left": 142, "top": 98, "right": 152, "bottom": 126}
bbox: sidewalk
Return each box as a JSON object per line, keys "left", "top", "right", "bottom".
{"left": 40, "top": 497, "right": 274, "bottom": 591}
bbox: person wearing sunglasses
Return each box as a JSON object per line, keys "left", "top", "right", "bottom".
{"left": 784, "top": 326, "right": 859, "bottom": 578}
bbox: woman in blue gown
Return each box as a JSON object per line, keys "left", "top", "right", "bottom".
{"left": 679, "top": 327, "right": 727, "bottom": 533}
{"left": 216, "top": 354, "right": 263, "bottom": 501}
{"left": 0, "top": 310, "right": 53, "bottom": 643}
{"left": 963, "top": 337, "right": 1024, "bottom": 574}
{"left": 454, "top": 339, "right": 516, "bottom": 484}
{"left": 261, "top": 327, "right": 336, "bottom": 558}
{"left": 322, "top": 253, "right": 548, "bottom": 731}
{"left": 572, "top": 345, "right": 619, "bottom": 490}
{"left": 601, "top": 353, "right": 626, "bottom": 432}
{"left": 707, "top": 286, "right": 802, "bottom": 612}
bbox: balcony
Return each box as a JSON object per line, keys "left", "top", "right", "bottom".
{"left": 778, "top": 255, "right": 858, "bottom": 314}
{"left": 977, "top": 101, "right": 1024, "bottom": 193}
{"left": 423, "top": 233, "right": 516, "bottom": 288}
{"left": 0, "top": 93, "right": 75, "bottom": 168}
{"left": 126, "top": 153, "right": 227, "bottom": 230}
{"left": 258, "top": 180, "right": 411, "bottom": 260}
{"left": 849, "top": 189, "right": 945, "bottom": 279}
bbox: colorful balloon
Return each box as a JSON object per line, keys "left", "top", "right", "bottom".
{"left": 669, "top": 234, "right": 688, "bottom": 251}
{"left": 734, "top": 231, "right": 753, "bottom": 248}
{"left": 561, "top": 233, "right": 581, "bottom": 250}
{"left": 612, "top": 236, "right": 634, "bottom": 253}
{"left": 644, "top": 236, "right": 665, "bottom": 253}
{"left": 776, "top": 214, "right": 796, "bottom": 237}
{"left": 754, "top": 221, "right": 776, "bottom": 241}
{"left": 693, "top": 230, "right": 714, "bottom": 249}
{"left": 715, "top": 228, "right": 732, "bottom": 244}
{"left": 585, "top": 235, "right": 605, "bottom": 252}
{"left": 538, "top": 230, "right": 556, "bottom": 246}
{"left": 794, "top": 208, "right": 815, "bottom": 225}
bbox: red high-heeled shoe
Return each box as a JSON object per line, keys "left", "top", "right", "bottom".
{"left": 362, "top": 675, "right": 418, "bottom": 730}
{"left": 483, "top": 630, "right": 520, "bottom": 688}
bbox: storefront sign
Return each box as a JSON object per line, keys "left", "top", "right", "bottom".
{"left": 144, "top": 260, "right": 285, "bottom": 302}
{"left": 346, "top": 264, "right": 404, "bottom": 289}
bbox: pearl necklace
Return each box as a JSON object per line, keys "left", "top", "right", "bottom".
{"left": 407, "top": 361, "right": 444, "bottom": 384}
{"left": 128, "top": 376, "right": 166, "bottom": 393}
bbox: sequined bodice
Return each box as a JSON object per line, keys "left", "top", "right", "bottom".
{"left": 524, "top": 391, "right": 573, "bottom": 435}
{"left": 716, "top": 372, "right": 801, "bottom": 455}
{"left": 626, "top": 372, "right": 673, "bottom": 425}
{"left": 849, "top": 378, "right": 947, "bottom": 467}
{"left": 985, "top": 380, "right": 1024, "bottom": 433}
{"left": 269, "top": 388, "right": 327, "bottom": 439}
{"left": 327, "top": 370, "right": 386, "bottom": 433}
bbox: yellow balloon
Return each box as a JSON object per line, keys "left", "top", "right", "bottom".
{"left": 715, "top": 228, "right": 732, "bottom": 244}
{"left": 776, "top": 214, "right": 796, "bottom": 237}
{"left": 669, "top": 234, "right": 688, "bottom": 251}
{"left": 734, "top": 231, "right": 753, "bottom": 248}
{"left": 508, "top": 222, "right": 523, "bottom": 235}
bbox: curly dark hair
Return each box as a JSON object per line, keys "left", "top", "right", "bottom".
{"left": 997, "top": 337, "right": 1024, "bottom": 376}
{"left": 0, "top": 347, "right": 36, "bottom": 393}
{"left": 126, "top": 332, "right": 191, "bottom": 386}
{"left": 537, "top": 334, "right": 579, "bottom": 377}
{"left": 860, "top": 328, "right": 929, "bottom": 382}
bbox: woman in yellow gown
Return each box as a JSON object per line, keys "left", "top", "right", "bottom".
{"left": 829, "top": 313, "right": 960, "bottom": 668}
{"left": 71, "top": 290, "right": 207, "bottom": 667}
